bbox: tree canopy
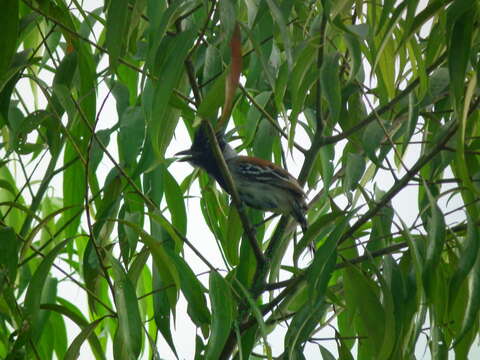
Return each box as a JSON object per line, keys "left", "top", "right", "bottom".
{"left": 1, "top": 0, "right": 480, "bottom": 359}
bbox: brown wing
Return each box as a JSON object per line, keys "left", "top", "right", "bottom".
{"left": 233, "top": 156, "right": 306, "bottom": 198}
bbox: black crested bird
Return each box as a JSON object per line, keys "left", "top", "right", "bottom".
{"left": 176, "top": 124, "right": 308, "bottom": 232}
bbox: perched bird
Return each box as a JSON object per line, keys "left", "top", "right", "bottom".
{"left": 176, "top": 125, "right": 308, "bottom": 232}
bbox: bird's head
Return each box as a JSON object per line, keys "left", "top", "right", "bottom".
{"left": 175, "top": 123, "right": 236, "bottom": 171}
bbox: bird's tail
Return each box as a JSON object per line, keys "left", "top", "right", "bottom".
{"left": 292, "top": 199, "right": 308, "bottom": 233}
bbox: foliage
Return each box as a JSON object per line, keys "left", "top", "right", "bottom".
{"left": 0, "top": 0, "right": 479, "bottom": 359}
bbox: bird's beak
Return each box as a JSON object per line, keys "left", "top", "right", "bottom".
{"left": 175, "top": 149, "right": 195, "bottom": 162}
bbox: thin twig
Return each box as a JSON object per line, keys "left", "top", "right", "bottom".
{"left": 239, "top": 84, "right": 307, "bottom": 154}
{"left": 319, "top": 52, "right": 448, "bottom": 147}
{"left": 84, "top": 88, "right": 116, "bottom": 295}
{"left": 22, "top": 0, "right": 195, "bottom": 106}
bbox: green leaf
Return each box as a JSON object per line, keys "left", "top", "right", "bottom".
{"left": 319, "top": 345, "right": 336, "bottom": 360}
{"left": 274, "top": 62, "right": 289, "bottom": 116}
{"left": 145, "top": 1, "right": 191, "bottom": 68}
{"left": 285, "top": 283, "right": 331, "bottom": 357}
{"left": 235, "top": 279, "right": 272, "bottom": 357}
{"left": 124, "top": 218, "right": 181, "bottom": 308}
{"left": 453, "top": 221, "right": 480, "bottom": 347}
{"left": 22, "top": 240, "right": 68, "bottom": 342}
{"left": 110, "top": 256, "right": 143, "bottom": 360}
{"left": 41, "top": 301, "right": 106, "bottom": 360}
{"left": 64, "top": 317, "right": 106, "bottom": 360}
{"left": 222, "top": 205, "right": 242, "bottom": 266}
{"left": 148, "top": 30, "right": 195, "bottom": 158}
{"left": 320, "top": 53, "right": 342, "bottom": 124}
{"left": 344, "top": 152, "right": 366, "bottom": 192}
{"left": 0, "top": 51, "right": 31, "bottom": 123}
{"left": 142, "top": 157, "right": 163, "bottom": 205}
{"left": 118, "top": 207, "right": 140, "bottom": 265}
{"left": 362, "top": 120, "right": 384, "bottom": 164}
{"left": 163, "top": 167, "right": 187, "bottom": 236}
{"left": 372, "top": 1, "right": 408, "bottom": 75}
{"left": 0, "top": 0, "right": 18, "bottom": 79}
{"left": 89, "top": 128, "right": 113, "bottom": 174}
{"left": 82, "top": 238, "right": 105, "bottom": 315}
{"left": 344, "top": 32, "right": 362, "bottom": 82}
{"left": 423, "top": 186, "right": 446, "bottom": 298}
{"left": 0, "top": 178, "right": 16, "bottom": 196}
{"left": 398, "top": 0, "right": 453, "bottom": 53}
{"left": 31, "top": 278, "right": 58, "bottom": 352}
{"left": 45, "top": 52, "right": 77, "bottom": 126}
{"left": 61, "top": 137, "right": 86, "bottom": 240}
{"left": 105, "top": 0, "right": 129, "bottom": 70}
{"left": 288, "top": 44, "right": 316, "bottom": 126}
{"left": 152, "top": 260, "right": 177, "bottom": 357}
{"left": 243, "top": 91, "right": 271, "bottom": 144}
{"left": 241, "top": 23, "right": 276, "bottom": 90}
{"left": 49, "top": 312, "right": 67, "bottom": 359}
{"left": 376, "top": 268, "right": 396, "bottom": 359}
{"left": 266, "top": 0, "right": 292, "bottom": 67}
{"left": 410, "top": 36, "right": 429, "bottom": 100}
{"left": 454, "top": 74, "right": 478, "bottom": 221}
{"left": 447, "top": 4, "right": 474, "bottom": 112}
{"left": 400, "top": 92, "right": 419, "bottom": 158}
{"left": 344, "top": 266, "right": 385, "bottom": 357}
{"left": 294, "top": 211, "right": 345, "bottom": 263}
{"left": 318, "top": 144, "right": 334, "bottom": 188}
{"left": 118, "top": 106, "right": 145, "bottom": 167}
{"left": 38, "top": 313, "right": 55, "bottom": 360}
{"left": 219, "top": 0, "right": 236, "bottom": 42}
{"left": 205, "top": 272, "right": 234, "bottom": 360}
{"left": 285, "top": 233, "right": 337, "bottom": 356}
{"left": 306, "top": 237, "right": 337, "bottom": 297}
{"left": 449, "top": 215, "right": 479, "bottom": 308}
{"left": 197, "top": 73, "right": 226, "bottom": 119}
{"left": 0, "top": 226, "right": 19, "bottom": 294}
{"left": 164, "top": 246, "right": 211, "bottom": 328}
{"left": 376, "top": 0, "right": 395, "bottom": 33}
{"left": 108, "top": 79, "right": 130, "bottom": 118}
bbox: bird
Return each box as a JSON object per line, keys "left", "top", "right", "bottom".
{"left": 176, "top": 124, "right": 308, "bottom": 232}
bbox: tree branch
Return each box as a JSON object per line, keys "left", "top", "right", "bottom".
{"left": 202, "top": 120, "right": 266, "bottom": 265}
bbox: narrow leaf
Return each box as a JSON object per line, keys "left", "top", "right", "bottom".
{"left": 105, "top": 0, "right": 129, "bottom": 70}
{"left": 110, "top": 256, "right": 143, "bottom": 360}
{"left": 64, "top": 317, "right": 106, "bottom": 360}
{"left": 320, "top": 53, "right": 342, "bottom": 124}
{"left": 0, "top": 0, "right": 18, "bottom": 78}
{"left": 219, "top": 24, "right": 242, "bottom": 129}
{"left": 23, "top": 240, "right": 69, "bottom": 340}
{"left": 205, "top": 272, "right": 234, "bottom": 360}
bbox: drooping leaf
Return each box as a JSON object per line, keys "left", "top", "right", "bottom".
{"left": 64, "top": 317, "right": 107, "bottom": 360}
{"left": 147, "top": 30, "right": 195, "bottom": 158}
{"left": 118, "top": 106, "right": 145, "bottom": 167}
{"left": 0, "top": 0, "right": 18, "bottom": 80}
{"left": 105, "top": 0, "right": 129, "bottom": 70}
{"left": 344, "top": 266, "right": 385, "bottom": 358}
{"left": 219, "top": 24, "right": 242, "bottom": 129}
{"left": 21, "top": 240, "right": 69, "bottom": 346}
{"left": 0, "top": 226, "right": 19, "bottom": 294}
{"left": 163, "top": 167, "right": 187, "bottom": 236}
{"left": 205, "top": 272, "right": 234, "bottom": 360}
{"left": 222, "top": 205, "right": 242, "bottom": 266}
{"left": 110, "top": 256, "right": 143, "bottom": 360}
{"left": 320, "top": 53, "right": 342, "bottom": 125}
{"left": 41, "top": 300, "right": 106, "bottom": 360}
